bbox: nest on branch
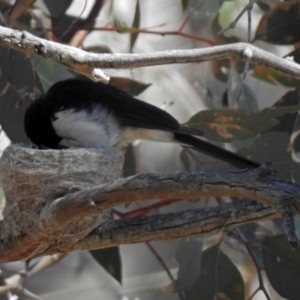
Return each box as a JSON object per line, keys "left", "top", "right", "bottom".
{"left": 0, "top": 144, "right": 124, "bottom": 247}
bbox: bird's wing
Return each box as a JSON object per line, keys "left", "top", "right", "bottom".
{"left": 44, "top": 79, "right": 202, "bottom": 135}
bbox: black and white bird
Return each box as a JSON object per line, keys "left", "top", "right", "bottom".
{"left": 24, "top": 79, "right": 260, "bottom": 169}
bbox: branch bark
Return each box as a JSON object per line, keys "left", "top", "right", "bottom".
{"left": 0, "top": 25, "right": 299, "bottom": 81}
{"left": 0, "top": 145, "right": 300, "bottom": 262}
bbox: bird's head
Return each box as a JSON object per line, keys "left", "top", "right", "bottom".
{"left": 24, "top": 97, "right": 62, "bottom": 149}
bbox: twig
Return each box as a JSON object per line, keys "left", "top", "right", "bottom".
{"left": 0, "top": 254, "right": 67, "bottom": 298}
{"left": 50, "top": 26, "right": 216, "bottom": 45}
{"left": 236, "top": 0, "right": 254, "bottom": 104}
{"left": 145, "top": 242, "right": 186, "bottom": 300}
{"left": 68, "top": 0, "right": 105, "bottom": 47}
{"left": 218, "top": 1, "right": 254, "bottom": 35}
{"left": 236, "top": 228, "right": 271, "bottom": 300}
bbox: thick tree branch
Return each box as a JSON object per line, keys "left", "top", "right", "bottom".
{"left": 0, "top": 26, "right": 299, "bottom": 81}
{"left": 72, "top": 200, "right": 279, "bottom": 253}
{"left": 43, "top": 167, "right": 300, "bottom": 227}
{"left": 0, "top": 145, "right": 300, "bottom": 262}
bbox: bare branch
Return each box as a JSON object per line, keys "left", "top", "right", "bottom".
{"left": 72, "top": 200, "right": 279, "bottom": 253}
{"left": 0, "top": 254, "right": 64, "bottom": 298}
{"left": 0, "top": 26, "right": 299, "bottom": 81}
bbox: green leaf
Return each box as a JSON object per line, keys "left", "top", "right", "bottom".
{"left": 189, "top": 0, "right": 222, "bottom": 19}
{"left": 180, "top": 149, "right": 192, "bottom": 170}
{"left": 123, "top": 144, "right": 136, "bottom": 176}
{"left": 256, "top": 1, "right": 271, "bottom": 12}
{"left": 252, "top": 64, "right": 300, "bottom": 88}
{"left": 130, "top": 0, "right": 140, "bottom": 51}
{"left": 185, "top": 106, "right": 300, "bottom": 142}
{"left": 113, "top": 24, "right": 131, "bottom": 34}
{"left": 173, "top": 238, "right": 203, "bottom": 292}
{"left": 262, "top": 235, "right": 300, "bottom": 299}
{"left": 110, "top": 76, "right": 151, "bottom": 96}
{"left": 185, "top": 245, "right": 244, "bottom": 300}
{"left": 8, "top": 0, "right": 36, "bottom": 21}
{"left": 227, "top": 67, "right": 259, "bottom": 111}
{"left": 33, "top": 58, "right": 73, "bottom": 92}
{"left": 261, "top": 105, "right": 300, "bottom": 119}
{"left": 180, "top": 0, "right": 189, "bottom": 11}
{"left": 37, "top": 0, "right": 73, "bottom": 18}
{"left": 238, "top": 132, "right": 292, "bottom": 181}
{"left": 273, "top": 89, "right": 300, "bottom": 108}
{"left": 185, "top": 109, "right": 272, "bottom": 142}
{"left": 90, "top": 246, "right": 122, "bottom": 284}
{"left": 0, "top": 48, "right": 43, "bottom": 143}
{"left": 52, "top": 14, "right": 85, "bottom": 43}
{"left": 210, "top": 15, "right": 243, "bottom": 82}
{"left": 261, "top": 89, "right": 300, "bottom": 133}
{"left": 83, "top": 45, "right": 113, "bottom": 54}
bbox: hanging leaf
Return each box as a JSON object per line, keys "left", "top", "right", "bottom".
{"left": 268, "top": 89, "right": 300, "bottom": 133}
{"left": 130, "top": 0, "right": 140, "bottom": 51}
{"left": 185, "top": 245, "right": 244, "bottom": 300}
{"left": 189, "top": 0, "right": 222, "bottom": 20}
{"left": 7, "top": 0, "right": 36, "bottom": 22}
{"left": 273, "top": 88, "right": 300, "bottom": 107}
{"left": 36, "top": 0, "right": 73, "bottom": 18}
{"left": 211, "top": 14, "right": 243, "bottom": 82}
{"left": 180, "top": 0, "right": 189, "bottom": 11}
{"left": 238, "top": 132, "right": 292, "bottom": 180}
{"left": 90, "top": 246, "right": 122, "bottom": 284}
{"left": 256, "top": 1, "right": 271, "bottom": 12}
{"left": 52, "top": 14, "right": 85, "bottom": 43}
{"left": 123, "top": 144, "right": 136, "bottom": 176}
{"left": 83, "top": 45, "right": 113, "bottom": 54}
{"left": 186, "top": 109, "right": 268, "bottom": 142}
{"left": 226, "top": 67, "right": 259, "bottom": 112}
{"left": 252, "top": 64, "right": 300, "bottom": 88}
{"left": 110, "top": 76, "right": 151, "bottom": 96}
{"left": 34, "top": 58, "right": 73, "bottom": 92}
{"left": 254, "top": 3, "right": 300, "bottom": 45}
{"left": 0, "top": 48, "right": 43, "bottom": 143}
{"left": 262, "top": 235, "right": 300, "bottom": 300}
{"left": 173, "top": 238, "right": 203, "bottom": 292}
{"left": 185, "top": 106, "right": 300, "bottom": 142}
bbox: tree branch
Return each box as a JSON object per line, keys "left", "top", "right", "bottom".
{"left": 71, "top": 200, "right": 278, "bottom": 253}
{"left": 42, "top": 166, "right": 300, "bottom": 227}
{"left": 0, "top": 26, "right": 299, "bottom": 81}
{"left": 0, "top": 145, "right": 300, "bottom": 262}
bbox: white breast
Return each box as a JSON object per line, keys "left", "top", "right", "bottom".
{"left": 52, "top": 108, "right": 121, "bottom": 148}
{"left": 52, "top": 107, "right": 175, "bottom": 149}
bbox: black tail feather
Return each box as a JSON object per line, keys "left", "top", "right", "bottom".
{"left": 174, "top": 133, "right": 260, "bottom": 169}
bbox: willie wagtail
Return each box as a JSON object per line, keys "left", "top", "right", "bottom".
{"left": 24, "top": 79, "right": 260, "bottom": 169}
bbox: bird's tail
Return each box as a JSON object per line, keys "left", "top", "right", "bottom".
{"left": 174, "top": 133, "right": 260, "bottom": 169}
